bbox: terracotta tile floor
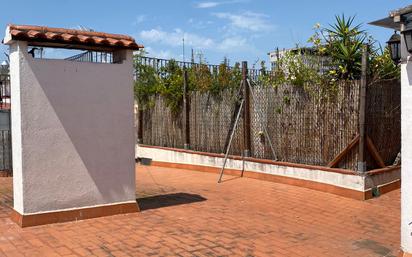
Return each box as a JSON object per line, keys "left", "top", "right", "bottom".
{"left": 0, "top": 164, "right": 401, "bottom": 257}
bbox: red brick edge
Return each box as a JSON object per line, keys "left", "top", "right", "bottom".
{"left": 10, "top": 202, "right": 139, "bottom": 228}
{"left": 149, "top": 161, "right": 400, "bottom": 201}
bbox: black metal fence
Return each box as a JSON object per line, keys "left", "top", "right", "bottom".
{"left": 0, "top": 74, "right": 11, "bottom": 175}
{"left": 0, "top": 130, "right": 12, "bottom": 172}
{"left": 135, "top": 56, "right": 264, "bottom": 80}
{"left": 0, "top": 74, "right": 10, "bottom": 110}
{"left": 65, "top": 51, "right": 114, "bottom": 63}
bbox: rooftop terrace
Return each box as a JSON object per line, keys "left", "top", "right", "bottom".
{"left": 0, "top": 165, "right": 401, "bottom": 256}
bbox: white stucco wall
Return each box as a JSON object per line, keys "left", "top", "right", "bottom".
{"left": 9, "top": 42, "right": 136, "bottom": 214}
{"left": 401, "top": 35, "right": 412, "bottom": 253}
{"left": 136, "top": 145, "right": 366, "bottom": 191}
{"left": 10, "top": 42, "right": 25, "bottom": 213}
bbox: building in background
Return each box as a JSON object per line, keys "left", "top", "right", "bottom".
{"left": 0, "top": 61, "right": 8, "bottom": 74}
{"left": 267, "top": 47, "right": 330, "bottom": 74}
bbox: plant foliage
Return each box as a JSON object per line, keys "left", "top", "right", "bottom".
{"left": 134, "top": 55, "right": 242, "bottom": 114}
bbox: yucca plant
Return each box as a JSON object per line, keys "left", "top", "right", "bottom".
{"left": 324, "top": 15, "right": 366, "bottom": 79}
{"left": 308, "top": 15, "right": 367, "bottom": 80}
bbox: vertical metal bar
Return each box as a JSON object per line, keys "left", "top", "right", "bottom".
{"left": 0, "top": 82, "right": 3, "bottom": 109}
{"left": 7, "top": 130, "right": 10, "bottom": 174}
{"left": 242, "top": 61, "right": 251, "bottom": 157}
{"left": 358, "top": 44, "right": 368, "bottom": 172}
{"left": 8, "top": 130, "right": 11, "bottom": 174}
{"left": 183, "top": 68, "right": 190, "bottom": 149}
{"left": 1, "top": 131, "right": 4, "bottom": 170}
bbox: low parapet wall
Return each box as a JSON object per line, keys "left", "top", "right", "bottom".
{"left": 137, "top": 144, "right": 400, "bottom": 200}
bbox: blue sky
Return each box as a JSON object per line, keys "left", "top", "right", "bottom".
{"left": 0, "top": 0, "right": 410, "bottom": 66}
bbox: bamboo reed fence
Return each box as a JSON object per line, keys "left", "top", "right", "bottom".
{"left": 139, "top": 77, "right": 400, "bottom": 171}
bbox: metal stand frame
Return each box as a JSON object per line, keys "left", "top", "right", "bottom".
{"left": 217, "top": 79, "right": 277, "bottom": 183}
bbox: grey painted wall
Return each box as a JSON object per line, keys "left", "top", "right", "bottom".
{"left": 9, "top": 41, "right": 136, "bottom": 214}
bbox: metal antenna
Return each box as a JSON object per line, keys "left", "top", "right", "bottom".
{"left": 182, "top": 36, "right": 185, "bottom": 64}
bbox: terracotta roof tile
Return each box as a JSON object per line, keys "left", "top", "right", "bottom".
{"left": 5, "top": 24, "right": 144, "bottom": 50}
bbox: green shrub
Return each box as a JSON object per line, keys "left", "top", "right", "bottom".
{"left": 158, "top": 60, "right": 184, "bottom": 115}
{"left": 134, "top": 55, "right": 160, "bottom": 110}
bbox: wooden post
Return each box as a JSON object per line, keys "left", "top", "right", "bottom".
{"left": 358, "top": 44, "right": 368, "bottom": 172}
{"left": 242, "top": 61, "right": 251, "bottom": 157}
{"left": 183, "top": 68, "right": 190, "bottom": 149}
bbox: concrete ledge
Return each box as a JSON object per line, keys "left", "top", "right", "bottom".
{"left": 10, "top": 201, "right": 139, "bottom": 227}
{"left": 140, "top": 144, "right": 356, "bottom": 175}
{"left": 137, "top": 145, "right": 401, "bottom": 200}
{"left": 398, "top": 250, "right": 412, "bottom": 257}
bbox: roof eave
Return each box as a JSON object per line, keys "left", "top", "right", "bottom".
{"left": 2, "top": 24, "right": 144, "bottom": 51}
{"left": 390, "top": 5, "right": 412, "bottom": 17}
{"left": 369, "top": 17, "right": 401, "bottom": 31}
{"left": 369, "top": 5, "right": 412, "bottom": 30}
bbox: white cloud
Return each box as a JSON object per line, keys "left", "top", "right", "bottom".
{"left": 138, "top": 27, "right": 261, "bottom": 59}
{"left": 217, "top": 36, "right": 248, "bottom": 52}
{"left": 196, "top": 2, "right": 220, "bottom": 8}
{"left": 188, "top": 18, "right": 214, "bottom": 29}
{"left": 144, "top": 47, "right": 177, "bottom": 60}
{"left": 213, "top": 11, "right": 274, "bottom": 32}
{"left": 194, "top": 0, "right": 247, "bottom": 9}
{"left": 133, "top": 15, "right": 147, "bottom": 26}
{"left": 139, "top": 28, "right": 215, "bottom": 49}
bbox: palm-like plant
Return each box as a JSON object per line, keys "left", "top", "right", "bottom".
{"left": 324, "top": 15, "right": 367, "bottom": 79}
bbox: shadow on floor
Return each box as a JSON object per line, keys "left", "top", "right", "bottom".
{"left": 137, "top": 193, "right": 207, "bottom": 211}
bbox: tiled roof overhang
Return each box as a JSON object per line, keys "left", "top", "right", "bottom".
{"left": 3, "top": 24, "right": 144, "bottom": 51}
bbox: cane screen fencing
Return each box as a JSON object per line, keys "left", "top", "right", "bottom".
{"left": 365, "top": 79, "right": 401, "bottom": 167}
{"left": 141, "top": 95, "right": 185, "bottom": 149}
{"left": 189, "top": 91, "right": 244, "bottom": 156}
{"left": 249, "top": 81, "right": 360, "bottom": 170}
{"left": 139, "top": 76, "right": 400, "bottom": 171}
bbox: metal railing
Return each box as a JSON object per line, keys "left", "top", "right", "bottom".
{"left": 65, "top": 51, "right": 114, "bottom": 63}
{"left": 0, "top": 74, "right": 10, "bottom": 110}
{"left": 135, "top": 56, "right": 265, "bottom": 80}
{"left": 0, "top": 74, "right": 11, "bottom": 175}
{"left": 0, "top": 130, "right": 12, "bottom": 173}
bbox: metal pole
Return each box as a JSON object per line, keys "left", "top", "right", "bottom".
{"left": 242, "top": 61, "right": 251, "bottom": 157}
{"left": 358, "top": 44, "right": 368, "bottom": 172}
{"left": 218, "top": 99, "right": 244, "bottom": 183}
